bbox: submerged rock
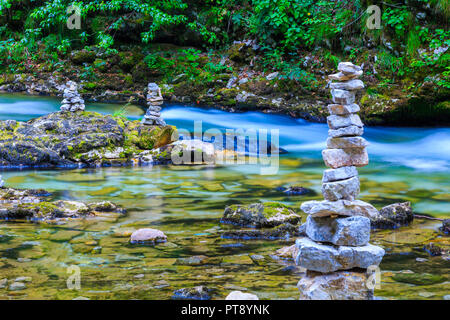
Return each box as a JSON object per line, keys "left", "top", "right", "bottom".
{"left": 371, "top": 202, "right": 413, "bottom": 229}
{"left": 172, "top": 286, "right": 211, "bottom": 300}
{"left": 130, "top": 228, "right": 167, "bottom": 244}
{"left": 0, "top": 111, "right": 176, "bottom": 168}
{"left": 222, "top": 222, "right": 302, "bottom": 240}
{"left": 441, "top": 219, "right": 450, "bottom": 235}
{"left": 0, "top": 187, "right": 125, "bottom": 221}
{"left": 276, "top": 186, "right": 315, "bottom": 196}
{"left": 221, "top": 202, "right": 301, "bottom": 228}
{"left": 297, "top": 270, "right": 373, "bottom": 300}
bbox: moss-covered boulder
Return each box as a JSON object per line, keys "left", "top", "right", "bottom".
{"left": 0, "top": 187, "right": 125, "bottom": 221}
{"left": 70, "top": 49, "right": 97, "bottom": 65}
{"left": 0, "top": 111, "right": 177, "bottom": 168}
{"left": 221, "top": 202, "right": 301, "bottom": 228}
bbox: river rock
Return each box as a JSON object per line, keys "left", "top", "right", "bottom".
{"left": 328, "top": 125, "right": 364, "bottom": 138}
{"left": 338, "top": 62, "right": 362, "bottom": 75}
{"left": 297, "top": 271, "right": 373, "bottom": 300}
{"left": 327, "top": 114, "right": 363, "bottom": 129}
{"left": 328, "top": 71, "right": 363, "bottom": 81}
{"left": 326, "top": 137, "right": 369, "bottom": 149}
{"left": 327, "top": 104, "right": 360, "bottom": 115}
{"left": 9, "top": 282, "right": 26, "bottom": 291}
{"left": 300, "top": 199, "right": 380, "bottom": 219}
{"left": 172, "top": 286, "right": 211, "bottom": 300}
{"left": 322, "top": 166, "right": 358, "bottom": 183}
{"left": 130, "top": 228, "right": 167, "bottom": 244}
{"left": 371, "top": 202, "right": 414, "bottom": 229}
{"left": 221, "top": 222, "right": 302, "bottom": 240}
{"left": 226, "top": 291, "right": 259, "bottom": 300}
{"left": 274, "top": 244, "right": 300, "bottom": 260}
{"left": 221, "top": 202, "right": 301, "bottom": 228}
{"left": 295, "top": 237, "right": 385, "bottom": 273}
{"left": 330, "top": 80, "right": 364, "bottom": 91}
{"left": 321, "top": 176, "right": 360, "bottom": 201}
{"left": 441, "top": 219, "right": 450, "bottom": 235}
{"left": 305, "top": 215, "right": 370, "bottom": 246}
{"left": 322, "top": 148, "right": 369, "bottom": 168}
{"left": 0, "top": 278, "right": 7, "bottom": 289}
{"left": 331, "top": 89, "right": 355, "bottom": 105}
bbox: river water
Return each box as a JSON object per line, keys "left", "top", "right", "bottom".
{"left": 0, "top": 93, "right": 449, "bottom": 300}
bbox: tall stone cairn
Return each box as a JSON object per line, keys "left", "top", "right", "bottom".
{"left": 142, "top": 83, "right": 166, "bottom": 126}
{"left": 60, "top": 81, "right": 85, "bottom": 112}
{"left": 294, "top": 62, "right": 385, "bottom": 300}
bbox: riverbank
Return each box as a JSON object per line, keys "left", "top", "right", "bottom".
{"left": 1, "top": 43, "right": 448, "bottom": 126}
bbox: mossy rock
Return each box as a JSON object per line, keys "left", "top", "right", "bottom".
{"left": 221, "top": 202, "right": 301, "bottom": 228}
{"left": 392, "top": 273, "right": 446, "bottom": 285}
{"left": 70, "top": 49, "right": 97, "bottom": 65}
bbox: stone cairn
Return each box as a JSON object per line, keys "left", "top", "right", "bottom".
{"left": 60, "top": 81, "right": 85, "bottom": 112}
{"left": 295, "top": 62, "right": 385, "bottom": 300}
{"left": 142, "top": 83, "right": 166, "bottom": 126}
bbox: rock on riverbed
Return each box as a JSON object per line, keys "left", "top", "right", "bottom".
{"left": 0, "top": 111, "right": 176, "bottom": 168}
{"left": 0, "top": 187, "right": 125, "bottom": 220}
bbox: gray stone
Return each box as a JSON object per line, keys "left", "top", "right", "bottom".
{"left": 322, "top": 166, "right": 358, "bottom": 183}
{"left": 266, "top": 72, "right": 279, "bottom": 81}
{"left": 9, "top": 282, "right": 26, "bottom": 291}
{"left": 326, "top": 137, "right": 369, "bottom": 149}
{"left": 330, "top": 79, "right": 364, "bottom": 91}
{"left": 331, "top": 89, "right": 355, "bottom": 105}
{"left": 327, "top": 114, "right": 363, "bottom": 129}
{"left": 322, "top": 148, "right": 369, "bottom": 168}
{"left": 338, "top": 62, "right": 362, "bottom": 75}
{"left": 0, "top": 278, "right": 7, "bottom": 289}
{"left": 295, "top": 237, "right": 385, "bottom": 273}
{"left": 305, "top": 215, "right": 370, "bottom": 246}
{"left": 328, "top": 125, "right": 364, "bottom": 138}
{"left": 297, "top": 270, "right": 373, "bottom": 300}
{"left": 371, "top": 201, "right": 414, "bottom": 229}
{"left": 300, "top": 199, "right": 380, "bottom": 219}
{"left": 321, "top": 176, "right": 360, "bottom": 201}
{"left": 327, "top": 104, "right": 360, "bottom": 115}
{"left": 130, "top": 228, "right": 167, "bottom": 244}
{"left": 328, "top": 71, "right": 363, "bottom": 81}
{"left": 226, "top": 291, "right": 259, "bottom": 300}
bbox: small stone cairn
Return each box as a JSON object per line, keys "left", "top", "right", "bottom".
{"left": 142, "top": 83, "right": 166, "bottom": 126}
{"left": 60, "top": 81, "right": 85, "bottom": 112}
{"left": 295, "top": 62, "right": 385, "bottom": 300}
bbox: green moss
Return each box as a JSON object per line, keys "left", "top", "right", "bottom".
{"left": 262, "top": 202, "right": 292, "bottom": 217}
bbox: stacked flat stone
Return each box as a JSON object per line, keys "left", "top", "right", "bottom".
{"left": 60, "top": 81, "right": 85, "bottom": 112}
{"left": 295, "top": 62, "right": 385, "bottom": 299}
{"left": 142, "top": 83, "right": 166, "bottom": 126}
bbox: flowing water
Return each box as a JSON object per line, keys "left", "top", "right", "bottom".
{"left": 0, "top": 93, "right": 449, "bottom": 300}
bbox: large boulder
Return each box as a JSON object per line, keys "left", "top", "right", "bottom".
{"left": 297, "top": 270, "right": 373, "bottom": 300}
{"left": 221, "top": 202, "right": 301, "bottom": 228}
{"left": 371, "top": 202, "right": 414, "bottom": 229}
{"left": 295, "top": 237, "right": 385, "bottom": 273}
{"left": 0, "top": 111, "right": 176, "bottom": 168}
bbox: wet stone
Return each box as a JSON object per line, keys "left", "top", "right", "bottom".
{"left": 172, "top": 286, "right": 211, "bottom": 300}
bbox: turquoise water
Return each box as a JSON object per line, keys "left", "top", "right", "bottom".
{"left": 0, "top": 93, "right": 449, "bottom": 300}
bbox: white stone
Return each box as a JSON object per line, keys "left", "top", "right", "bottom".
{"left": 130, "top": 228, "right": 167, "bottom": 244}
{"left": 326, "top": 137, "right": 369, "bottom": 149}
{"left": 322, "top": 166, "right": 358, "bottom": 183}
{"left": 321, "top": 176, "right": 360, "bottom": 201}
{"left": 338, "top": 62, "right": 362, "bottom": 75}
{"left": 266, "top": 72, "right": 279, "bottom": 81}
{"left": 328, "top": 126, "right": 364, "bottom": 138}
{"left": 330, "top": 79, "right": 364, "bottom": 91}
{"left": 331, "top": 89, "right": 355, "bottom": 105}
{"left": 295, "top": 237, "right": 385, "bottom": 273}
{"left": 327, "top": 104, "right": 360, "bottom": 115}
{"left": 305, "top": 215, "right": 370, "bottom": 246}
{"left": 0, "top": 175, "right": 4, "bottom": 188}
{"left": 226, "top": 291, "right": 259, "bottom": 300}
{"left": 327, "top": 114, "right": 363, "bottom": 129}
{"left": 322, "top": 148, "right": 368, "bottom": 168}
{"left": 300, "top": 199, "right": 380, "bottom": 219}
